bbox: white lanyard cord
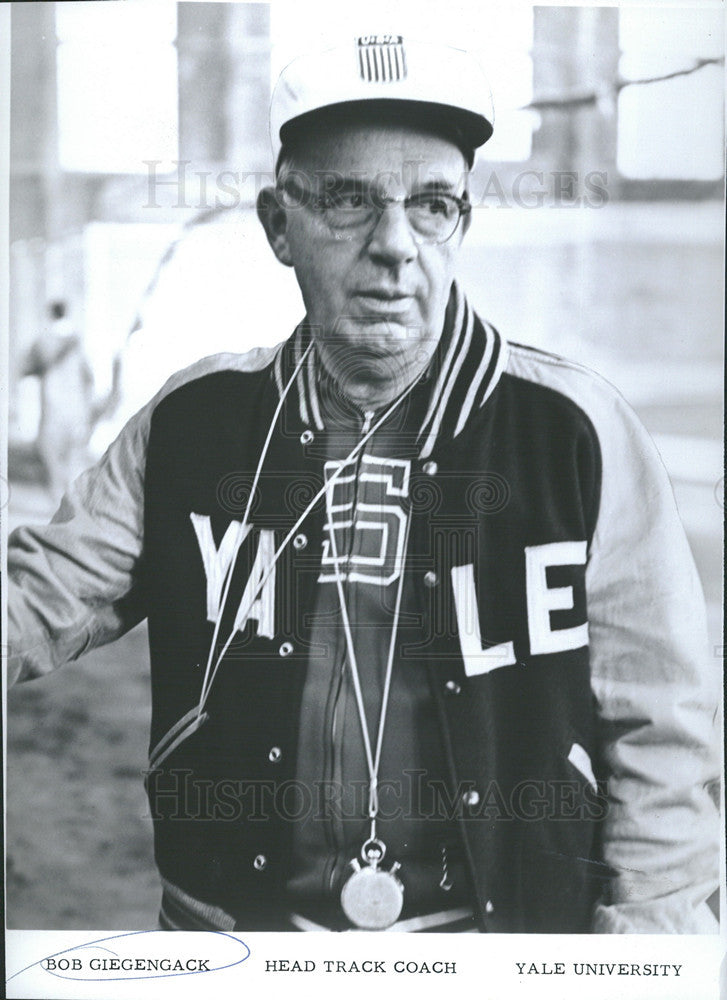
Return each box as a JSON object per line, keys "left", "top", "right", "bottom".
{"left": 325, "top": 483, "right": 412, "bottom": 822}
{"left": 196, "top": 340, "right": 313, "bottom": 716}
{"left": 195, "top": 372, "right": 420, "bottom": 719}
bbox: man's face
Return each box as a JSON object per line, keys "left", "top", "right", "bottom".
{"left": 264, "top": 121, "right": 470, "bottom": 398}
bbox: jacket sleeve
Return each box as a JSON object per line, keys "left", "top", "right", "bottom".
{"left": 585, "top": 386, "right": 721, "bottom": 933}
{"left": 6, "top": 399, "right": 152, "bottom": 685}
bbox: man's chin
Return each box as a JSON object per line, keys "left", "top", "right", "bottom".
{"left": 343, "top": 317, "right": 420, "bottom": 352}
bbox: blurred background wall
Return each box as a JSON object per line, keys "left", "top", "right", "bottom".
{"left": 5, "top": 1, "right": 724, "bottom": 929}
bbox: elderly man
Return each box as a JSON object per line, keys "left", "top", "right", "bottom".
{"left": 7, "top": 35, "right": 719, "bottom": 935}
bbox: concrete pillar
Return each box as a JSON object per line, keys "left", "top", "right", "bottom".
{"left": 223, "top": 4, "right": 272, "bottom": 179}
{"left": 177, "top": 2, "right": 229, "bottom": 165}
{"left": 10, "top": 2, "right": 58, "bottom": 243}
{"left": 531, "top": 7, "right": 620, "bottom": 196}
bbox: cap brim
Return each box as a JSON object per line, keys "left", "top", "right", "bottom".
{"left": 279, "top": 98, "right": 493, "bottom": 163}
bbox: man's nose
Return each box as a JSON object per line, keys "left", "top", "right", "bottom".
{"left": 366, "top": 201, "right": 418, "bottom": 264}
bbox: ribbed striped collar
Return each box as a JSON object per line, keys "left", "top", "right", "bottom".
{"left": 272, "top": 282, "right": 508, "bottom": 459}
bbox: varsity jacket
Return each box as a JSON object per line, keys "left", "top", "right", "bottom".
{"left": 7, "top": 285, "right": 720, "bottom": 933}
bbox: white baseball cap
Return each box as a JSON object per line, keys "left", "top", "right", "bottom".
{"left": 270, "top": 34, "right": 494, "bottom": 167}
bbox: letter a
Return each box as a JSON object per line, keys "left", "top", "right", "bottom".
{"left": 233, "top": 528, "right": 276, "bottom": 638}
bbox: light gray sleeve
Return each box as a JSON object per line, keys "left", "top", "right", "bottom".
{"left": 7, "top": 400, "right": 152, "bottom": 684}
{"left": 584, "top": 388, "right": 720, "bottom": 934}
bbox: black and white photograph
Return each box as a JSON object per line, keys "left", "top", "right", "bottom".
{"left": 2, "top": 1, "right": 725, "bottom": 998}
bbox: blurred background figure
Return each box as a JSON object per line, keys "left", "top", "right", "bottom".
{"left": 17, "top": 300, "right": 122, "bottom": 501}
{"left": 5, "top": 1, "right": 723, "bottom": 930}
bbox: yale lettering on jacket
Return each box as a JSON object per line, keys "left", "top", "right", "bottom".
{"left": 190, "top": 513, "right": 589, "bottom": 668}
{"left": 452, "top": 541, "right": 589, "bottom": 675}
{"left": 189, "top": 514, "right": 276, "bottom": 639}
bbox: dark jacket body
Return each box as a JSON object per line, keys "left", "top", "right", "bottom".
{"left": 143, "top": 339, "right": 606, "bottom": 933}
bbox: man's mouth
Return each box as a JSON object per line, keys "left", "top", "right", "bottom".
{"left": 355, "top": 288, "right": 414, "bottom": 301}
{"left": 353, "top": 289, "right": 415, "bottom": 315}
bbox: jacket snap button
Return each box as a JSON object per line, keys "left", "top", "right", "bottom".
{"left": 300, "top": 429, "right": 314, "bottom": 445}
{"left": 445, "top": 680, "right": 461, "bottom": 695}
{"left": 253, "top": 854, "right": 267, "bottom": 871}
{"left": 293, "top": 533, "right": 308, "bottom": 550}
{"left": 279, "top": 641, "right": 294, "bottom": 657}
{"left": 423, "top": 570, "right": 438, "bottom": 588}
{"left": 462, "top": 789, "right": 480, "bottom": 808}
{"left": 485, "top": 899, "right": 495, "bottom": 914}
{"left": 423, "top": 460, "right": 438, "bottom": 476}
{"left": 268, "top": 746, "right": 282, "bottom": 763}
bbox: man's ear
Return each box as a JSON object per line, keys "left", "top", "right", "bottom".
{"left": 256, "top": 186, "right": 294, "bottom": 267}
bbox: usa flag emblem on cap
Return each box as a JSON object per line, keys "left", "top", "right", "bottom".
{"left": 357, "top": 35, "right": 407, "bottom": 82}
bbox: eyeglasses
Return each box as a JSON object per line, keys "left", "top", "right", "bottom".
{"left": 278, "top": 178, "right": 471, "bottom": 245}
